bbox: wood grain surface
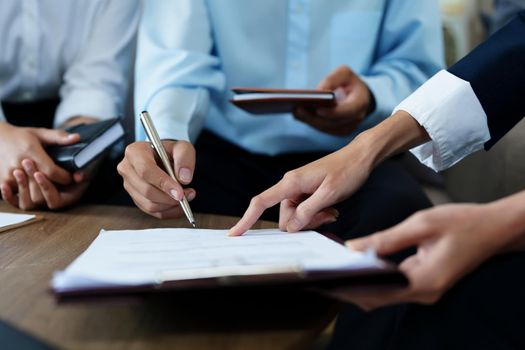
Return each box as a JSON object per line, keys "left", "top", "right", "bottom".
{"left": 0, "top": 202, "right": 338, "bottom": 350}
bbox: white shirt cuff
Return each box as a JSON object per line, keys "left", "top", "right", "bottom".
{"left": 394, "top": 70, "right": 490, "bottom": 171}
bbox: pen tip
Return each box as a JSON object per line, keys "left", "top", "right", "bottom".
{"left": 191, "top": 221, "right": 197, "bottom": 228}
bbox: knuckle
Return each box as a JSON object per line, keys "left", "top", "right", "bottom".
{"left": 282, "top": 171, "right": 300, "bottom": 186}
{"left": 320, "top": 182, "right": 339, "bottom": 201}
{"left": 116, "top": 161, "right": 125, "bottom": 175}
{"left": 20, "top": 142, "right": 34, "bottom": 155}
{"left": 124, "top": 144, "right": 134, "bottom": 158}
{"left": 412, "top": 211, "right": 432, "bottom": 229}
{"left": 158, "top": 175, "right": 174, "bottom": 193}
{"left": 249, "top": 195, "right": 263, "bottom": 208}
{"left": 135, "top": 164, "right": 149, "bottom": 179}
{"left": 297, "top": 202, "right": 313, "bottom": 218}
{"left": 341, "top": 65, "right": 352, "bottom": 74}
{"left": 125, "top": 142, "right": 146, "bottom": 158}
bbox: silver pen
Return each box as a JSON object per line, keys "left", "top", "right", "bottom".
{"left": 139, "top": 111, "right": 197, "bottom": 227}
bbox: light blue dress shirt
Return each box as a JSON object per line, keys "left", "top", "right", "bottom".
{"left": 136, "top": 0, "right": 444, "bottom": 155}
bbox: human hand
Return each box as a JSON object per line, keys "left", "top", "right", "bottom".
{"left": 117, "top": 140, "right": 196, "bottom": 219}
{"left": 325, "top": 203, "right": 520, "bottom": 310}
{"left": 294, "top": 65, "right": 374, "bottom": 136}
{"left": 229, "top": 139, "right": 374, "bottom": 236}
{"left": 229, "top": 110, "right": 429, "bottom": 236}
{"left": 1, "top": 159, "right": 93, "bottom": 210}
{"left": 0, "top": 122, "right": 79, "bottom": 189}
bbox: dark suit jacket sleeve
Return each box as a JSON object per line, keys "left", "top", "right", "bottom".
{"left": 448, "top": 10, "right": 525, "bottom": 150}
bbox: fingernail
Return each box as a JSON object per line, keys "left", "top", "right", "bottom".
{"left": 345, "top": 241, "right": 356, "bottom": 249}
{"left": 14, "top": 171, "right": 22, "bottom": 182}
{"left": 329, "top": 208, "right": 340, "bottom": 218}
{"left": 187, "top": 191, "right": 196, "bottom": 201}
{"left": 67, "top": 133, "right": 78, "bottom": 140}
{"left": 179, "top": 168, "right": 192, "bottom": 183}
{"left": 327, "top": 215, "right": 338, "bottom": 224}
{"left": 170, "top": 189, "right": 182, "bottom": 201}
{"left": 74, "top": 172, "right": 84, "bottom": 183}
{"left": 22, "top": 161, "right": 33, "bottom": 173}
{"left": 345, "top": 240, "right": 364, "bottom": 251}
{"left": 34, "top": 173, "right": 44, "bottom": 184}
{"left": 288, "top": 218, "right": 302, "bottom": 232}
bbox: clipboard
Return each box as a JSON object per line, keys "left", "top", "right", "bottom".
{"left": 52, "top": 259, "right": 406, "bottom": 303}
{"left": 50, "top": 228, "right": 408, "bottom": 303}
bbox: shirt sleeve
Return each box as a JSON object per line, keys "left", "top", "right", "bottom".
{"left": 448, "top": 11, "right": 525, "bottom": 150}
{"left": 359, "top": 0, "right": 444, "bottom": 129}
{"left": 394, "top": 70, "right": 490, "bottom": 171}
{"left": 134, "top": 0, "right": 225, "bottom": 142}
{"left": 54, "top": 0, "right": 139, "bottom": 128}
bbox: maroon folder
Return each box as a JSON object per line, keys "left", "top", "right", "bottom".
{"left": 230, "top": 87, "right": 337, "bottom": 115}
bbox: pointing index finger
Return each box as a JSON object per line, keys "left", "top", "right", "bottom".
{"left": 228, "top": 180, "right": 296, "bottom": 236}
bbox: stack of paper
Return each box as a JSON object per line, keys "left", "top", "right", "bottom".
{"left": 52, "top": 228, "right": 388, "bottom": 294}
{"left": 0, "top": 212, "right": 40, "bottom": 233}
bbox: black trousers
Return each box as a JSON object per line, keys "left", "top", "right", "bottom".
{"left": 191, "top": 131, "right": 432, "bottom": 241}
{"left": 329, "top": 252, "right": 525, "bottom": 350}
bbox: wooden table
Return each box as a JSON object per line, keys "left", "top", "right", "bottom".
{"left": 0, "top": 202, "right": 338, "bottom": 350}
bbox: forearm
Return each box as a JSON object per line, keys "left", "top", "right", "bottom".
{"left": 487, "top": 190, "right": 525, "bottom": 252}
{"left": 352, "top": 110, "right": 430, "bottom": 169}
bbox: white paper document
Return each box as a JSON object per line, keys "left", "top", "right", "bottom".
{"left": 52, "top": 228, "right": 385, "bottom": 292}
{"left": 0, "top": 212, "right": 37, "bottom": 232}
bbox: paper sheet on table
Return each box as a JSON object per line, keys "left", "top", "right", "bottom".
{"left": 0, "top": 212, "right": 39, "bottom": 233}
{"left": 52, "top": 228, "right": 385, "bottom": 292}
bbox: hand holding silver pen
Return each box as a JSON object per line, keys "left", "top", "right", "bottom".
{"left": 139, "top": 111, "right": 197, "bottom": 227}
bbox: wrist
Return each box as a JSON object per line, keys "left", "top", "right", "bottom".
{"left": 350, "top": 110, "right": 430, "bottom": 170}
{"left": 364, "top": 86, "right": 376, "bottom": 117}
{"left": 486, "top": 192, "right": 525, "bottom": 252}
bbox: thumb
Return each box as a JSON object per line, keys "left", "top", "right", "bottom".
{"left": 318, "top": 65, "right": 355, "bottom": 90}
{"left": 31, "top": 128, "right": 80, "bottom": 146}
{"left": 171, "top": 141, "right": 196, "bottom": 185}
{"left": 345, "top": 215, "right": 430, "bottom": 256}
